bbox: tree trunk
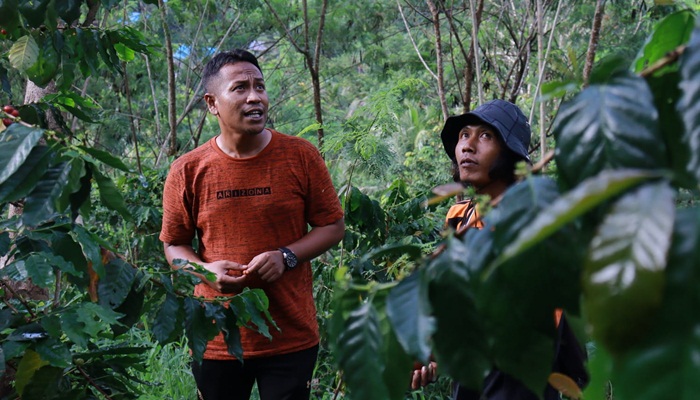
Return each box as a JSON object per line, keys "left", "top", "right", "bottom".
{"left": 583, "top": 0, "right": 606, "bottom": 86}
{"left": 426, "top": 0, "right": 449, "bottom": 121}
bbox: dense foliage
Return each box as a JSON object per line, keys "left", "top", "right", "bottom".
{"left": 1, "top": 0, "right": 699, "bottom": 399}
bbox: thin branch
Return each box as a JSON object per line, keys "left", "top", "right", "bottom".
{"left": 122, "top": 61, "right": 143, "bottom": 174}
{"left": 640, "top": 45, "right": 686, "bottom": 77}
{"left": 469, "top": 0, "right": 483, "bottom": 104}
{"left": 397, "top": 0, "right": 438, "bottom": 80}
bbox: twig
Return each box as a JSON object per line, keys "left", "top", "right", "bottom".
{"left": 640, "top": 45, "right": 686, "bottom": 78}
{"left": 0, "top": 279, "right": 37, "bottom": 319}
{"left": 77, "top": 365, "right": 114, "bottom": 400}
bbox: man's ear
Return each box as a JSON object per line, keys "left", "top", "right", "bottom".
{"left": 204, "top": 93, "right": 218, "bottom": 115}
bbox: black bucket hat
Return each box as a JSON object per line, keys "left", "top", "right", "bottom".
{"left": 441, "top": 99, "right": 531, "bottom": 163}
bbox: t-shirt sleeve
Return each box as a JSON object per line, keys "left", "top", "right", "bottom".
{"left": 159, "top": 163, "right": 196, "bottom": 245}
{"left": 303, "top": 146, "right": 344, "bottom": 227}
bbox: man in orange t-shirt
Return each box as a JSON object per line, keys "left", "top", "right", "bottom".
{"left": 160, "top": 49, "right": 344, "bottom": 400}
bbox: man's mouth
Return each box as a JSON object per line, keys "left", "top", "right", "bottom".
{"left": 244, "top": 110, "right": 264, "bottom": 118}
{"left": 460, "top": 158, "right": 478, "bottom": 166}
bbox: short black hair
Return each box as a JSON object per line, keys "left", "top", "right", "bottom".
{"left": 202, "top": 49, "right": 263, "bottom": 93}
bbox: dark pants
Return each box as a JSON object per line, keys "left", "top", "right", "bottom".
{"left": 192, "top": 345, "right": 319, "bottom": 400}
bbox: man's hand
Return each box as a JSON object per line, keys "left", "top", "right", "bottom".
{"left": 410, "top": 361, "right": 438, "bottom": 390}
{"left": 245, "top": 250, "right": 285, "bottom": 282}
{"left": 203, "top": 260, "right": 248, "bottom": 293}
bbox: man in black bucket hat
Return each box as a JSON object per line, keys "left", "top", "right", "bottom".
{"left": 411, "top": 100, "right": 588, "bottom": 399}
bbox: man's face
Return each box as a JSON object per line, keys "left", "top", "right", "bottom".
{"left": 454, "top": 124, "right": 503, "bottom": 188}
{"left": 204, "top": 62, "right": 269, "bottom": 135}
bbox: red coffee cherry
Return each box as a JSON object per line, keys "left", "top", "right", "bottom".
{"left": 2, "top": 118, "right": 13, "bottom": 127}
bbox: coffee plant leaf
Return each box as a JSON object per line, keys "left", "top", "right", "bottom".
{"left": 21, "top": 160, "right": 72, "bottom": 227}
{"left": 152, "top": 292, "right": 184, "bottom": 345}
{"left": 553, "top": 73, "right": 666, "bottom": 188}
{"left": 677, "top": 22, "right": 700, "bottom": 185}
{"left": 184, "top": 298, "right": 219, "bottom": 363}
{"left": 386, "top": 269, "right": 434, "bottom": 363}
{"left": 634, "top": 9, "right": 695, "bottom": 74}
{"left": 0, "top": 124, "right": 43, "bottom": 185}
{"left": 0, "top": 145, "right": 52, "bottom": 204}
{"left": 583, "top": 181, "right": 675, "bottom": 354}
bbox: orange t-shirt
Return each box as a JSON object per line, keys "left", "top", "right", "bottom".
{"left": 160, "top": 130, "right": 344, "bottom": 359}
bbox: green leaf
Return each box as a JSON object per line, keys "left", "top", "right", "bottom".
{"left": 634, "top": 10, "right": 695, "bottom": 73}
{"left": 15, "top": 349, "right": 49, "bottom": 396}
{"left": 18, "top": 0, "right": 51, "bottom": 28}
{"left": 0, "top": 231, "right": 9, "bottom": 257}
{"left": 583, "top": 181, "right": 675, "bottom": 354}
{"left": 495, "top": 170, "right": 659, "bottom": 268}
{"left": 92, "top": 167, "right": 133, "bottom": 221}
{"left": 115, "top": 42, "right": 136, "bottom": 62}
{"left": 613, "top": 207, "right": 700, "bottom": 400}
{"left": 360, "top": 242, "right": 423, "bottom": 264}
{"left": 336, "top": 302, "right": 391, "bottom": 400}
{"left": 69, "top": 225, "right": 104, "bottom": 278}
{"left": 55, "top": 0, "right": 81, "bottom": 24}
{"left": 34, "top": 338, "right": 72, "bottom": 368}
{"left": 582, "top": 343, "right": 613, "bottom": 400}
{"left": 588, "top": 55, "right": 630, "bottom": 85}
{"left": 677, "top": 23, "right": 700, "bottom": 185}
{"left": 386, "top": 270, "right": 434, "bottom": 363}
{"left": 56, "top": 157, "right": 85, "bottom": 214}
{"left": 152, "top": 292, "right": 184, "bottom": 344}
{"left": 8, "top": 35, "right": 40, "bottom": 72}
{"left": 427, "top": 237, "right": 490, "bottom": 390}
{"left": 0, "top": 145, "right": 53, "bottom": 204}
{"left": 78, "top": 145, "right": 131, "bottom": 172}
{"left": 233, "top": 289, "right": 275, "bottom": 338}
{"left": 97, "top": 258, "right": 136, "bottom": 309}
{"left": 22, "top": 161, "right": 73, "bottom": 227}
{"left": 25, "top": 33, "right": 60, "bottom": 87}
{"left": 0, "top": 0, "right": 20, "bottom": 29}
{"left": 211, "top": 304, "right": 243, "bottom": 360}
{"left": 553, "top": 73, "right": 667, "bottom": 188}
{"left": 0, "top": 124, "right": 44, "bottom": 186}
{"left": 184, "top": 298, "right": 219, "bottom": 363}
{"left": 23, "top": 253, "right": 56, "bottom": 288}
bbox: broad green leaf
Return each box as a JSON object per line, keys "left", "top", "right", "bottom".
{"left": 583, "top": 181, "right": 675, "bottom": 354}
{"left": 588, "top": 55, "right": 630, "bottom": 84}
{"left": 92, "top": 167, "right": 133, "bottom": 221}
{"left": 115, "top": 42, "right": 136, "bottom": 62}
{"left": 613, "top": 208, "right": 700, "bottom": 400}
{"left": 386, "top": 270, "right": 434, "bottom": 363}
{"left": 0, "top": 124, "right": 43, "bottom": 185}
{"left": 235, "top": 289, "right": 275, "bottom": 338}
{"left": 8, "top": 35, "right": 39, "bottom": 72}
{"left": 23, "top": 253, "right": 56, "bottom": 288}
{"left": 22, "top": 161, "right": 72, "bottom": 227}
{"left": 489, "top": 177, "right": 560, "bottom": 250}
{"left": 336, "top": 302, "right": 391, "bottom": 400}
{"left": 112, "top": 278, "right": 145, "bottom": 336}
{"left": 97, "top": 258, "right": 136, "bottom": 309}
{"left": 69, "top": 225, "right": 104, "bottom": 278}
{"left": 647, "top": 70, "right": 696, "bottom": 188}
{"left": 677, "top": 23, "right": 700, "bottom": 185}
{"left": 25, "top": 33, "right": 60, "bottom": 87}
{"left": 44, "top": 92, "right": 99, "bottom": 123}
{"left": 152, "top": 292, "right": 184, "bottom": 344}
{"left": 211, "top": 304, "right": 243, "bottom": 360}
{"left": 50, "top": 231, "right": 87, "bottom": 276}
{"left": 77, "top": 145, "right": 131, "bottom": 172}
{"left": 34, "top": 338, "right": 72, "bottom": 368}
{"left": 15, "top": 349, "right": 49, "bottom": 396}
{"left": 360, "top": 242, "right": 423, "bottom": 264}
{"left": 0, "top": 145, "right": 53, "bottom": 204}
{"left": 495, "top": 170, "right": 658, "bottom": 268}
{"left": 184, "top": 298, "right": 219, "bottom": 363}
{"left": 553, "top": 73, "right": 666, "bottom": 188}
{"left": 634, "top": 10, "right": 695, "bottom": 73}
{"left": 56, "top": 157, "right": 85, "bottom": 213}
{"left": 427, "top": 237, "right": 490, "bottom": 390}
{"left": 76, "top": 27, "right": 99, "bottom": 76}
{"left": 74, "top": 302, "right": 124, "bottom": 338}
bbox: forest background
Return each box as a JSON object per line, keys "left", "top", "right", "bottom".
{"left": 1, "top": 0, "right": 700, "bottom": 399}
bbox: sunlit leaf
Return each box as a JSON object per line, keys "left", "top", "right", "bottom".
{"left": 583, "top": 181, "right": 675, "bottom": 354}
{"left": 613, "top": 208, "right": 700, "bottom": 400}
{"left": 0, "top": 124, "right": 43, "bottom": 185}
{"left": 553, "top": 73, "right": 666, "bottom": 188}
{"left": 633, "top": 10, "right": 695, "bottom": 73}
{"left": 495, "top": 170, "right": 658, "bottom": 268}
{"left": 8, "top": 35, "right": 39, "bottom": 72}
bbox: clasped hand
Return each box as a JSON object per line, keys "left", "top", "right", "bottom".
{"left": 204, "top": 250, "right": 286, "bottom": 292}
